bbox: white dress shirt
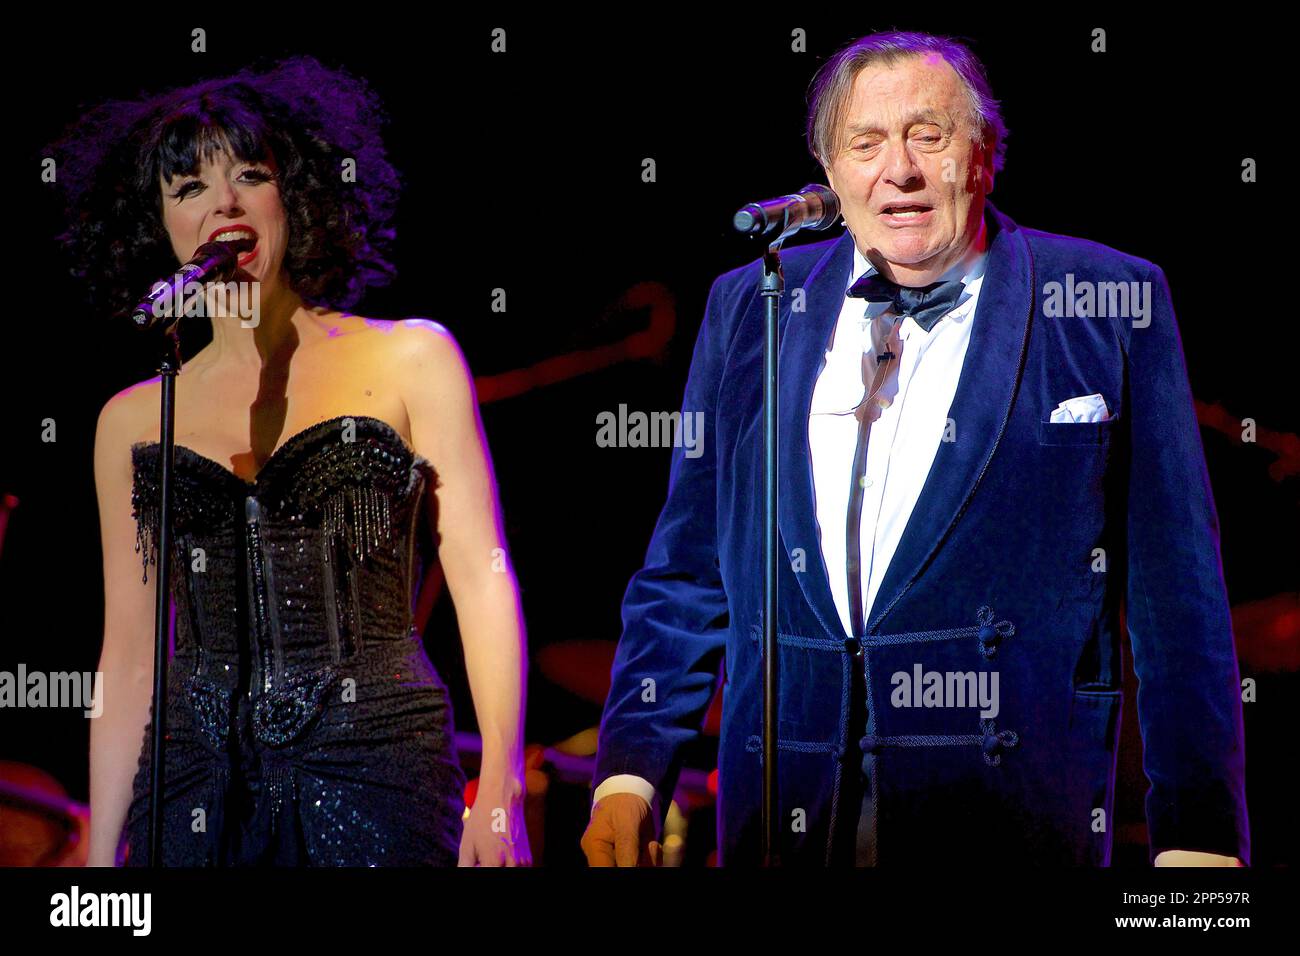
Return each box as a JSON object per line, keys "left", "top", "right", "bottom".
{"left": 811, "top": 221, "right": 988, "bottom": 636}
{"left": 593, "top": 221, "right": 989, "bottom": 812}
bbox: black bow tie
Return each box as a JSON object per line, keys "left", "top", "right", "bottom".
{"left": 848, "top": 273, "right": 967, "bottom": 333}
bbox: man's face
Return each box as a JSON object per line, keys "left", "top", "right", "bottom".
{"left": 823, "top": 54, "right": 993, "bottom": 284}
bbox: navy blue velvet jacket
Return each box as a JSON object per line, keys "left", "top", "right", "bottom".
{"left": 594, "top": 201, "right": 1250, "bottom": 866}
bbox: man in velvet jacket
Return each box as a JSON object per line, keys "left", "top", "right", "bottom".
{"left": 581, "top": 31, "right": 1249, "bottom": 867}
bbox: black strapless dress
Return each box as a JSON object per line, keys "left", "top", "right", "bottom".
{"left": 121, "top": 415, "right": 466, "bottom": 866}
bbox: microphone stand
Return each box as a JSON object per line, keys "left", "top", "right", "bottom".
{"left": 759, "top": 241, "right": 782, "bottom": 868}
{"left": 145, "top": 321, "right": 182, "bottom": 868}
{"left": 733, "top": 186, "right": 839, "bottom": 868}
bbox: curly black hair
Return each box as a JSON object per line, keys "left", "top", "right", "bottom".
{"left": 47, "top": 55, "right": 401, "bottom": 319}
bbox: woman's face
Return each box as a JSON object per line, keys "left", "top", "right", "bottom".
{"left": 157, "top": 144, "right": 288, "bottom": 292}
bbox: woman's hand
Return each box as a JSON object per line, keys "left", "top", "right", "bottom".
{"left": 459, "top": 776, "right": 532, "bottom": 866}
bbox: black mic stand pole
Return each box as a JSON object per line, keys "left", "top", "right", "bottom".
{"left": 145, "top": 317, "right": 181, "bottom": 867}
{"left": 759, "top": 239, "right": 782, "bottom": 868}
{"left": 733, "top": 186, "right": 839, "bottom": 868}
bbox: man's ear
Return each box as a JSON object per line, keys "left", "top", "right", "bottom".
{"left": 968, "top": 144, "right": 994, "bottom": 198}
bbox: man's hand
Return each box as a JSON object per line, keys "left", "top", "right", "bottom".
{"left": 581, "top": 792, "right": 662, "bottom": 867}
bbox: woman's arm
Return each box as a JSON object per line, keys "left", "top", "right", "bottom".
{"left": 396, "top": 320, "right": 528, "bottom": 865}
{"left": 87, "top": 393, "right": 158, "bottom": 866}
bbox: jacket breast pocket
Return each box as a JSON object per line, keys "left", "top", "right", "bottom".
{"left": 1038, "top": 417, "right": 1119, "bottom": 447}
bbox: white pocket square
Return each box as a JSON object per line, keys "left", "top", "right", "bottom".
{"left": 1049, "top": 392, "right": 1113, "bottom": 423}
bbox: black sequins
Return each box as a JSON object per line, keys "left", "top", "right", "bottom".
{"left": 252, "top": 665, "right": 338, "bottom": 747}
{"left": 186, "top": 674, "right": 233, "bottom": 751}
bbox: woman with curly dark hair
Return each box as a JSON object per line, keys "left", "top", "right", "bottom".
{"left": 51, "top": 56, "right": 530, "bottom": 866}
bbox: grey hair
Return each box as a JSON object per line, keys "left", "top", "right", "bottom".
{"left": 806, "top": 31, "right": 1008, "bottom": 174}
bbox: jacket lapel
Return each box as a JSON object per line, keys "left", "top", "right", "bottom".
{"left": 777, "top": 230, "right": 856, "bottom": 640}
{"left": 865, "top": 200, "right": 1036, "bottom": 631}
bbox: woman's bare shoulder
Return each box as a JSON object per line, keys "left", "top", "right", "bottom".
{"left": 382, "top": 316, "right": 456, "bottom": 342}
{"left": 92, "top": 376, "right": 164, "bottom": 493}
{"left": 96, "top": 376, "right": 162, "bottom": 449}
{"left": 371, "top": 317, "right": 466, "bottom": 372}
{"left": 373, "top": 320, "right": 476, "bottom": 433}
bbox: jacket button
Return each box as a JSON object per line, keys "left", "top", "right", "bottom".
{"left": 844, "top": 637, "right": 862, "bottom": 657}
{"left": 978, "top": 624, "right": 1000, "bottom": 650}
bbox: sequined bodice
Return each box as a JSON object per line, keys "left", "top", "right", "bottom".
{"left": 130, "top": 415, "right": 435, "bottom": 747}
